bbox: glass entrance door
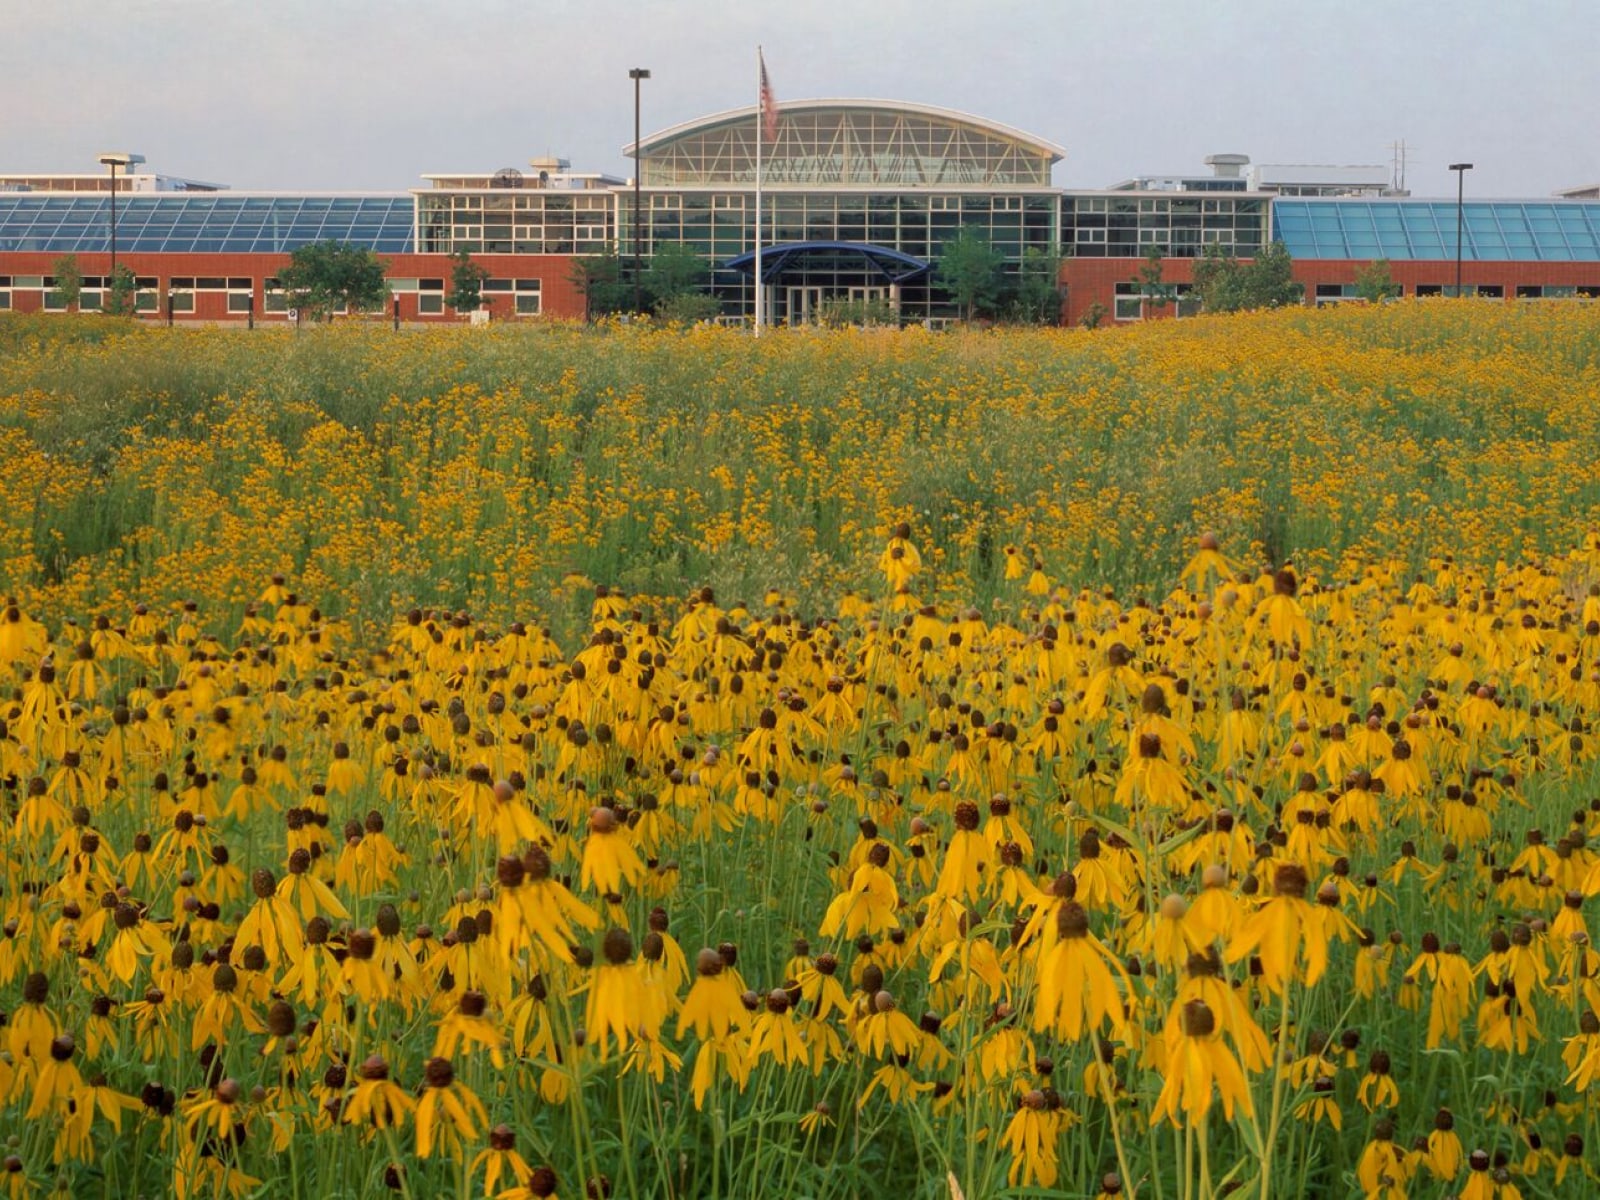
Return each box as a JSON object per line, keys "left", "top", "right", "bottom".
{"left": 785, "top": 286, "right": 824, "bottom": 325}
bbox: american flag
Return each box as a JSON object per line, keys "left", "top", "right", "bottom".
{"left": 759, "top": 51, "right": 780, "bottom": 143}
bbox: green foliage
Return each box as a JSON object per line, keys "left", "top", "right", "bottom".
{"left": 1080, "top": 301, "right": 1109, "bottom": 330}
{"left": 645, "top": 243, "right": 711, "bottom": 311}
{"left": 1354, "top": 257, "right": 1402, "bottom": 303}
{"left": 1135, "top": 243, "right": 1176, "bottom": 315}
{"left": 1192, "top": 240, "right": 1306, "bottom": 313}
{"left": 818, "top": 296, "right": 898, "bottom": 328}
{"left": 936, "top": 226, "right": 1007, "bottom": 321}
{"left": 567, "top": 250, "right": 631, "bottom": 321}
{"left": 1009, "top": 244, "right": 1065, "bottom": 325}
{"left": 276, "top": 240, "right": 391, "bottom": 321}
{"left": 104, "top": 264, "right": 141, "bottom": 317}
{"left": 50, "top": 254, "right": 83, "bottom": 313}
{"left": 654, "top": 291, "right": 722, "bottom": 324}
{"left": 446, "top": 249, "right": 490, "bottom": 316}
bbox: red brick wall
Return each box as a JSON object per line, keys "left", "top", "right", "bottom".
{"left": 0, "top": 251, "right": 588, "bottom": 321}
{"left": 1058, "top": 256, "right": 1600, "bottom": 327}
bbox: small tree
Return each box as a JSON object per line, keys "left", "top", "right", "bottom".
{"left": 1194, "top": 241, "right": 1304, "bottom": 313}
{"left": 1241, "top": 241, "right": 1305, "bottom": 309}
{"left": 276, "top": 240, "right": 390, "bottom": 322}
{"left": 655, "top": 291, "right": 722, "bottom": 325}
{"left": 1354, "top": 257, "right": 1402, "bottom": 303}
{"left": 104, "top": 264, "right": 140, "bottom": 317}
{"left": 1012, "top": 244, "right": 1065, "bottom": 325}
{"left": 567, "top": 250, "right": 631, "bottom": 321}
{"left": 937, "top": 226, "right": 1007, "bottom": 322}
{"left": 1079, "top": 301, "right": 1108, "bottom": 331}
{"left": 50, "top": 254, "right": 83, "bottom": 313}
{"left": 446, "top": 249, "right": 490, "bottom": 316}
{"left": 645, "top": 243, "right": 710, "bottom": 313}
{"left": 1135, "top": 243, "right": 1176, "bottom": 318}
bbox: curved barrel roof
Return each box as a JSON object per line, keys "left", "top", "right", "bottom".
{"left": 628, "top": 99, "right": 1063, "bottom": 189}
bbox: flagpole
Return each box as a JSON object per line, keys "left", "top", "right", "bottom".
{"left": 754, "top": 45, "right": 764, "bottom": 338}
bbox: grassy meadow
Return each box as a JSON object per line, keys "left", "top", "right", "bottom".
{"left": 2, "top": 304, "right": 1600, "bottom": 1198}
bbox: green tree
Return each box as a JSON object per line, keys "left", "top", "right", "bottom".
{"left": 655, "top": 291, "right": 722, "bottom": 324}
{"left": 567, "top": 250, "right": 631, "bottom": 321}
{"left": 1354, "top": 257, "right": 1402, "bottom": 303}
{"left": 1243, "top": 240, "right": 1305, "bottom": 309}
{"left": 276, "top": 240, "right": 390, "bottom": 322}
{"left": 937, "top": 226, "right": 1006, "bottom": 321}
{"left": 1079, "top": 301, "right": 1108, "bottom": 331}
{"left": 645, "top": 243, "right": 711, "bottom": 313}
{"left": 1011, "top": 244, "right": 1065, "bottom": 325}
{"left": 446, "top": 249, "right": 490, "bottom": 316}
{"left": 50, "top": 254, "right": 83, "bottom": 313}
{"left": 1135, "top": 243, "right": 1176, "bottom": 318}
{"left": 104, "top": 264, "right": 140, "bottom": 317}
{"left": 1193, "top": 241, "right": 1305, "bottom": 313}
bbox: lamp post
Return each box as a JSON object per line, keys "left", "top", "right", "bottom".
{"left": 1449, "top": 162, "right": 1473, "bottom": 297}
{"left": 97, "top": 152, "right": 145, "bottom": 285}
{"left": 629, "top": 68, "right": 650, "bottom": 315}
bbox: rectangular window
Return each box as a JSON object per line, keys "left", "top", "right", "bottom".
{"left": 43, "top": 278, "right": 66, "bottom": 311}
{"left": 930, "top": 196, "right": 959, "bottom": 211}
{"left": 263, "top": 278, "right": 288, "bottom": 313}
{"left": 1113, "top": 281, "right": 1143, "bottom": 321}
{"left": 0, "top": 291, "right": 9, "bottom": 311}
{"left": 1415, "top": 284, "right": 1444, "bottom": 297}
{"left": 650, "top": 194, "right": 681, "bottom": 211}
{"left": 1475, "top": 284, "right": 1503, "bottom": 299}
{"left": 167, "top": 286, "right": 195, "bottom": 313}
{"left": 483, "top": 279, "right": 512, "bottom": 293}
{"left": 227, "top": 292, "right": 254, "bottom": 313}
{"left": 514, "top": 279, "right": 541, "bottom": 315}
{"left": 388, "top": 278, "right": 420, "bottom": 293}
{"left": 417, "top": 294, "right": 444, "bottom": 314}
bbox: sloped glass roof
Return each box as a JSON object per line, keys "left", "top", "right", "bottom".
{"left": 1273, "top": 199, "right": 1600, "bottom": 261}
{"left": 0, "top": 195, "right": 415, "bottom": 254}
{"left": 633, "top": 100, "right": 1063, "bottom": 188}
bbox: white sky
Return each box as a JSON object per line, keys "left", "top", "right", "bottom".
{"left": 3, "top": 0, "right": 1596, "bottom": 198}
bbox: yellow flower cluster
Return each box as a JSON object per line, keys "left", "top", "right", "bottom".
{"left": 1, "top": 523, "right": 1600, "bottom": 1196}
{"left": 4, "top": 303, "right": 1600, "bottom": 644}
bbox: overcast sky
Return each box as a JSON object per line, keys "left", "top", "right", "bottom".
{"left": 4, "top": 0, "right": 1596, "bottom": 198}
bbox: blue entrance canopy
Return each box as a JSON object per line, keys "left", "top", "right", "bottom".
{"left": 723, "top": 240, "right": 932, "bottom": 284}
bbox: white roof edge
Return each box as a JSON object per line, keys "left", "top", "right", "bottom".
{"left": 627, "top": 98, "right": 1066, "bottom": 161}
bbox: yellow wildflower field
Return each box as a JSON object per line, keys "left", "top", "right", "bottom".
{"left": 1, "top": 305, "right": 1599, "bottom": 1198}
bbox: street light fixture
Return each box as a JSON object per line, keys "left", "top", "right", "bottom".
{"left": 1449, "top": 162, "right": 1473, "bottom": 298}
{"left": 97, "top": 152, "right": 145, "bottom": 285}
{"left": 629, "top": 69, "right": 650, "bottom": 316}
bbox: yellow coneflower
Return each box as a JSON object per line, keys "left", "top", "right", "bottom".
{"left": 414, "top": 1056, "right": 487, "bottom": 1159}
{"left": 1356, "top": 1118, "right": 1411, "bottom": 1199}
{"left": 473, "top": 1124, "right": 533, "bottom": 1196}
{"left": 1150, "top": 999, "right": 1253, "bottom": 1128}
{"left": 1226, "top": 862, "right": 1328, "bottom": 993}
{"left": 192, "top": 962, "right": 264, "bottom": 1049}
{"left": 819, "top": 841, "right": 900, "bottom": 939}
{"left": 1000, "top": 1088, "right": 1060, "bottom": 1188}
{"left": 342, "top": 1054, "right": 415, "bottom": 1133}
{"left": 1031, "top": 901, "right": 1130, "bottom": 1043}
{"left": 1426, "top": 1108, "right": 1464, "bottom": 1181}
{"left": 234, "top": 867, "right": 305, "bottom": 969}
{"left": 677, "top": 947, "right": 750, "bottom": 1041}
{"left": 1356, "top": 1047, "right": 1400, "bottom": 1111}
{"left": 578, "top": 805, "right": 645, "bottom": 895}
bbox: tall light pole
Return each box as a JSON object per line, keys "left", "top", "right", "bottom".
{"left": 629, "top": 69, "right": 650, "bottom": 315}
{"left": 97, "top": 152, "right": 145, "bottom": 284}
{"left": 1449, "top": 162, "right": 1473, "bottom": 297}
